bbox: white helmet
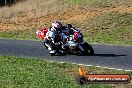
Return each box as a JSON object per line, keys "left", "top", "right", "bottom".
{"left": 52, "top": 21, "right": 62, "bottom": 32}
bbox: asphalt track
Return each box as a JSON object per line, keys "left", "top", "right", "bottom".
{"left": 0, "top": 39, "right": 132, "bottom": 70}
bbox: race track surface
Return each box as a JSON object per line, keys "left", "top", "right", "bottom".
{"left": 0, "top": 39, "right": 132, "bottom": 70}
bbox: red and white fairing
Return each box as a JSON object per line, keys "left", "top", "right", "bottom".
{"left": 73, "top": 30, "right": 82, "bottom": 42}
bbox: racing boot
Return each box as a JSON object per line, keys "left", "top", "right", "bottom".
{"left": 50, "top": 50, "right": 56, "bottom": 56}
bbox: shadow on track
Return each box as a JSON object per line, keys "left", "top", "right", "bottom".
{"left": 93, "top": 54, "right": 126, "bottom": 57}
{"left": 48, "top": 53, "right": 126, "bottom": 57}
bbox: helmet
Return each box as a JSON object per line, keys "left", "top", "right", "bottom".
{"left": 52, "top": 21, "right": 62, "bottom": 32}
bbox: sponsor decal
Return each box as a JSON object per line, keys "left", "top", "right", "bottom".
{"left": 77, "top": 66, "right": 131, "bottom": 84}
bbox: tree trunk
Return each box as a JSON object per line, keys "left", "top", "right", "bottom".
{"left": 4, "top": 0, "right": 7, "bottom": 6}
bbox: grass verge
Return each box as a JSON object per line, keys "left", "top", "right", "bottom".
{"left": 0, "top": 55, "right": 132, "bottom": 88}
{"left": 65, "top": 0, "right": 132, "bottom": 8}
{"left": 81, "top": 12, "right": 132, "bottom": 45}
{"left": 0, "top": 28, "right": 38, "bottom": 40}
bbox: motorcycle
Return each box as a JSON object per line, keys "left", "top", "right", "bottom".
{"left": 36, "top": 27, "right": 94, "bottom": 56}
{"left": 59, "top": 34, "right": 94, "bottom": 56}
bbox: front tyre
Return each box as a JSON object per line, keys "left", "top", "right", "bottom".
{"left": 83, "top": 42, "right": 94, "bottom": 56}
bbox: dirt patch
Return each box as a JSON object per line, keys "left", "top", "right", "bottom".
{"left": 0, "top": 5, "right": 132, "bottom": 32}
{"left": 66, "top": 5, "right": 132, "bottom": 22}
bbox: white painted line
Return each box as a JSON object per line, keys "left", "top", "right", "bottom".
{"left": 59, "top": 62, "right": 65, "bottom": 64}
{"left": 95, "top": 66, "right": 101, "bottom": 68}
{"left": 50, "top": 61, "right": 54, "bottom": 63}
{"left": 102, "top": 67, "right": 108, "bottom": 69}
{"left": 71, "top": 63, "right": 76, "bottom": 64}
{"left": 54, "top": 61, "right": 132, "bottom": 72}
{"left": 116, "top": 69, "right": 123, "bottom": 71}
{"left": 78, "top": 64, "right": 84, "bottom": 66}
{"left": 108, "top": 68, "right": 116, "bottom": 70}
{"left": 124, "top": 70, "right": 132, "bottom": 72}
{"left": 85, "top": 65, "right": 93, "bottom": 67}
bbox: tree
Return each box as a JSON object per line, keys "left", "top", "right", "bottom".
{"left": 4, "top": 0, "right": 7, "bottom": 5}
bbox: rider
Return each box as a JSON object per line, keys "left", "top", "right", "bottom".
{"left": 44, "top": 20, "right": 63, "bottom": 55}
{"left": 44, "top": 20, "right": 83, "bottom": 55}
{"left": 65, "top": 24, "right": 84, "bottom": 42}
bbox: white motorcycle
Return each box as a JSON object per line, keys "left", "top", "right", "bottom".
{"left": 36, "top": 27, "right": 94, "bottom": 56}
{"left": 57, "top": 34, "right": 94, "bottom": 56}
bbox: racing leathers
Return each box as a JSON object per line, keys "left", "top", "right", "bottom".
{"left": 44, "top": 27, "right": 62, "bottom": 54}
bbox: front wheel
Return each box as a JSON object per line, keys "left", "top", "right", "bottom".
{"left": 82, "top": 42, "right": 94, "bottom": 56}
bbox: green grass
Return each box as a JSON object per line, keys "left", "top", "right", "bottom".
{"left": 0, "top": 30, "right": 37, "bottom": 40}
{"left": 0, "top": 55, "right": 132, "bottom": 88}
{"left": 65, "top": 0, "right": 132, "bottom": 8}
{"left": 0, "top": 26, "right": 39, "bottom": 40}
{"left": 81, "top": 12, "right": 132, "bottom": 45}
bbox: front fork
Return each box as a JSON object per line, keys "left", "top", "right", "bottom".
{"left": 78, "top": 44, "right": 85, "bottom": 52}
